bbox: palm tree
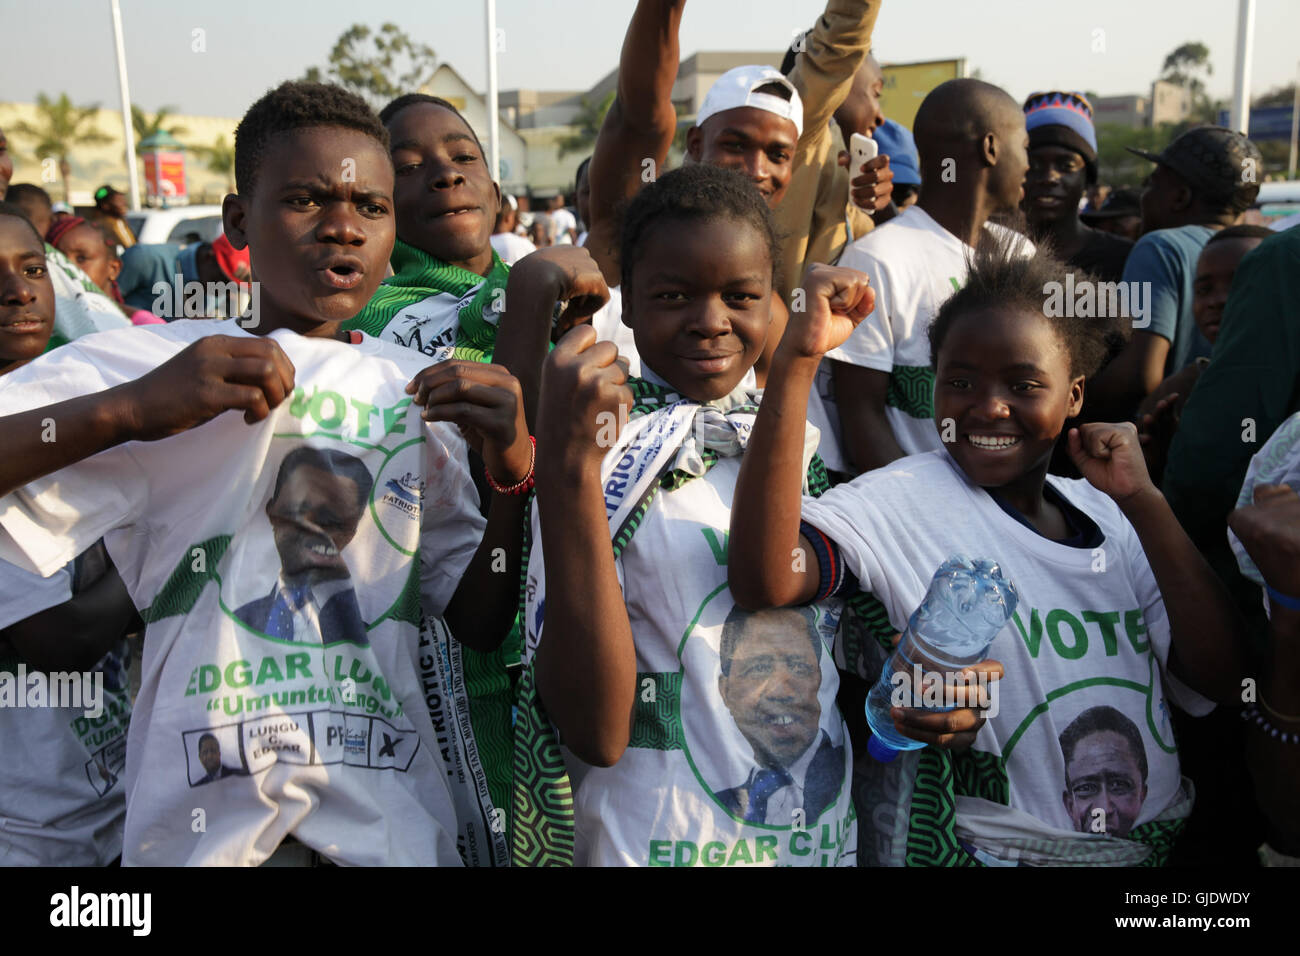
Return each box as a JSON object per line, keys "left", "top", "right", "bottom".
{"left": 131, "top": 105, "right": 188, "bottom": 154}
{"left": 189, "top": 134, "right": 236, "bottom": 194}
{"left": 9, "top": 92, "right": 112, "bottom": 201}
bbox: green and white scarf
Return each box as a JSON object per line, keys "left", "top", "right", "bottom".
{"left": 345, "top": 239, "right": 511, "bottom": 362}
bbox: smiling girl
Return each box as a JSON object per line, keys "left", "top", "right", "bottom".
{"left": 512, "top": 165, "right": 935, "bottom": 867}
{"left": 727, "top": 237, "right": 1246, "bottom": 866}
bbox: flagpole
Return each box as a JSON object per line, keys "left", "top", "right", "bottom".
{"left": 1229, "top": 0, "right": 1255, "bottom": 135}
{"left": 110, "top": 0, "right": 140, "bottom": 210}
{"left": 485, "top": 0, "right": 501, "bottom": 185}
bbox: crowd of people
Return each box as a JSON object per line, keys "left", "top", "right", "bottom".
{"left": 0, "top": 0, "right": 1297, "bottom": 869}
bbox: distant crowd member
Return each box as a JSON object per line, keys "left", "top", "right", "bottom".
{"left": 1021, "top": 91, "right": 1132, "bottom": 282}
{"left": 117, "top": 233, "right": 251, "bottom": 319}
{"left": 89, "top": 185, "right": 135, "bottom": 250}
{"left": 490, "top": 194, "right": 537, "bottom": 265}
{"left": 528, "top": 212, "right": 556, "bottom": 248}
{"left": 50, "top": 201, "right": 74, "bottom": 224}
{"left": 1081, "top": 186, "right": 1142, "bottom": 242}
{"left": 810, "top": 78, "right": 1031, "bottom": 480}
{"left": 872, "top": 118, "right": 920, "bottom": 220}
{"left": 46, "top": 217, "right": 124, "bottom": 306}
{"left": 1136, "top": 224, "right": 1275, "bottom": 483}
{"left": 548, "top": 193, "right": 577, "bottom": 244}
{"left": 774, "top": 0, "right": 888, "bottom": 305}
{"left": 3, "top": 186, "right": 132, "bottom": 347}
{"left": 1089, "top": 127, "right": 1262, "bottom": 422}
{"left": 1164, "top": 226, "right": 1300, "bottom": 559}
{"left": 5, "top": 183, "right": 53, "bottom": 237}
{"left": 1083, "top": 182, "right": 1111, "bottom": 214}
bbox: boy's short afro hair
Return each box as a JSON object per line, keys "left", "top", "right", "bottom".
{"left": 929, "top": 231, "right": 1125, "bottom": 380}
{"left": 234, "top": 81, "right": 389, "bottom": 197}
{"left": 619, "top": 163, "right": 780, "bottom": 295}
{"left": 0, "top": 200, "right": 45, "bottom": 243}
{"left": 378, "top": 93, "right": 484, "bottom": 149}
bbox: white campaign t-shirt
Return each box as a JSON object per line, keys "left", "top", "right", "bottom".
{"left": 550, "top": 208, "right": 577, "bottom": 244}
{"left": 0, "top": 320, "right": 488, "bottom": 865}
{"left": 810, "top": 207, "right": 1033, "bottom": 473}
{"left": 0, "top": 559, "right": 132, "bottom": 866}
{"left": 802, "top": 450, "right": 1210, "bottom": 861}
{"left": 489, "top": 231, "right": 537, "bottom": 266}
{"left": 523, "top": 410, "right": 856, "bottom": 867}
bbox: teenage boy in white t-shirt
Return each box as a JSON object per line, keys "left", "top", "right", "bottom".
{"left": 0, "top": 82, "right": 535, "bottom": 866}
{"left": 813, "top": 79, "right": 1032, "bottom": 479}
{"left": 0, "top": 203, "right": 137, "bottom": 865}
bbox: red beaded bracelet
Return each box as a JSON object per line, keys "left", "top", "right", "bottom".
{"left": 486, "top": 435, "right": 536, "bottom": 496}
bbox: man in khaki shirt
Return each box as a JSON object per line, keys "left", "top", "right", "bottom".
{"left": 776, "top": 0, "right": 890, "bottom": 306}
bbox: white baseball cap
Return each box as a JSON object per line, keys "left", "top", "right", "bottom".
{"left": 695, "top": 65, "right": 804, "bottom": 138}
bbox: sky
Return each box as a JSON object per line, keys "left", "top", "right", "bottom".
{"left": 5, "top": 0, "right": 1299, "bottom": 119}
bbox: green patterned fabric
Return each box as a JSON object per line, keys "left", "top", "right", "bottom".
{"left": 1129, "top": 817, "right": 1187, "bottom": 866}
{"left": 905, "top": 749, "right": 980, "bottom": 866}
{"left": 140, "top": 535, "right": 232, "bottom": 623}
{"left": 885, "top": 364, "right": 935, "bottom": 420}
{"left": 627, "top": 672, "right": 685, "bottom": 750}
{"left": 343, "top": 239, "right": 510, "bottom": 363}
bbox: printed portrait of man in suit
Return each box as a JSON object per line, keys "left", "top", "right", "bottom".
{"left": 234, "top": 446, "right": 373, "bottom": 646}
{"left": 714, "top": 605, "right": 844, "bottom": 825}
{"left": 1059, "top": 705, "right": 1149, "bottom": 838}
{"left": 195, "top": 733, "right": 240, "bottom": 785}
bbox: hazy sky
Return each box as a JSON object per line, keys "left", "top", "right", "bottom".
{"left": 6, "top": 0, "right": 1298, "bottom": 118}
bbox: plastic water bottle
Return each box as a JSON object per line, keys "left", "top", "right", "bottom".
{"left": 864, "top": 556, "right": 1019, "bottom": 762}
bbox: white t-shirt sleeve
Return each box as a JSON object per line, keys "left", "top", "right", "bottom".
{"left": 1120, "top": 519, "right": 1214, "bottom": 717}
{"left": 0, "top": 335, "right": 155, "bottom": 576}
{"left": 418, "top": 423, "right": 488, "bottom": 617}
{"left": 826, "top": 243, "right": 895, "bottom": 373}
{"left": 0, "top": 557, "right": 74, "bottom": 630}
{"left": 800, "top": 483, "right": 890, "bottom": 599}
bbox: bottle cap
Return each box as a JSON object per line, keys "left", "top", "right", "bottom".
{"left": 867, "top": 734, "right": 900, "bottom": 763}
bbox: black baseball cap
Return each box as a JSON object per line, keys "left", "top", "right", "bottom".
{"left": 1080, "top": 187, "right": 1142, "bottom": 224}
{"left": 94, "top": 184, "right": 123, "bottom": 203}
{"left": 1126, "top": 126, "right": 1263, "bottom": 212}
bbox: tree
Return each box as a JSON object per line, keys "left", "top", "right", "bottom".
{"left": 1159, "top": 42, "right": 1219, "bottom": 123}
{"left": 302, "top": 23, "right": 438, "bottom": 109}
{"left": 1096, "top": 122, "right": 1178, "bottom": 187}
{"left": 8, "top": 92, "right": 112, "bottom": 201}
{"left": 131, "top": 105, "right": 188, "bottom": 154}
{"left": 556, "top": 91, "right": 616, "bottom": 159}
{"left": 189, "top": 134, "right": 235, "bottom": 193}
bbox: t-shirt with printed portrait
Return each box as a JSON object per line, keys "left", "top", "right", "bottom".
{"left": 0, "top": 320, "right": 498, "bottom": 865}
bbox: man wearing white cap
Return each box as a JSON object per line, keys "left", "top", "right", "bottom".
{"left": 685, "top": 64, "right": 804, "bottom": 207}
{"left": 582, "top": 0, "right": 887, "bottom": 385}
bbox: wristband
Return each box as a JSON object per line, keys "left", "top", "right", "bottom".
{"left": 1266, "top": 584, "right": 1300, "bottom": 612}
{"left": 486, "top": 435, "right": 536, "bottom": 496}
